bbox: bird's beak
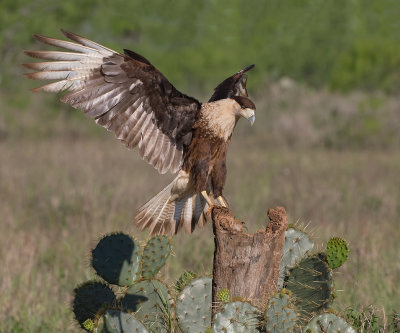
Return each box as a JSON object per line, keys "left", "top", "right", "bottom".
{"left": 240, "top": 108, "right": 255, "bottom": 126}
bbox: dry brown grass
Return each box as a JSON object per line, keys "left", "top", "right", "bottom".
{"left": 1, "top": 83, "right": 399, "bottom": 331}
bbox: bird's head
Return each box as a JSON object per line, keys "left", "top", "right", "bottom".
{"left": 232, "top": 96, "right": 256, "bottom": 126}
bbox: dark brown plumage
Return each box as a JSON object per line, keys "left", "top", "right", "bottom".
{"left": 23, "top": 30, "right": 256, "bottom": 235}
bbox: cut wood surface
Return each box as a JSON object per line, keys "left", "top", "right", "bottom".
{"left": 211, "top": 206, "right": 288, "bottom": 309}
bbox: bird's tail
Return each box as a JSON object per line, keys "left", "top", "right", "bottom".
{"left": 134, "top": 174, "right": 209, "bottom": 236}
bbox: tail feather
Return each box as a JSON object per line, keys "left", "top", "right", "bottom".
{"left": 134, "top": 178, "right": 209, "bottom": 236}
{"left": 182, "top": 195, "right": 193, "bottom": 234}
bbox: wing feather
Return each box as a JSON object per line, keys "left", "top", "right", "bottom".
{"left": 24, "top": 50, "right": 93, "bottom": 61}
{"left": 122, "top": 106, "right": 147, "bottom": 147}
{"left": 24, "top": 30, "right": 201, "bottom": 174}
{"left": 33, "top": 34, "right": 109, "bottom": 55}
{"left": 138, "top": 116, "right": 155, "bottom": 157}
{"left": 60, "top": 29, "right": 116, "bottom": 54}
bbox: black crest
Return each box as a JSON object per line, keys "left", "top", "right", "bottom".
{"left": 208, "top": 64, "right": 255, "bottom": 102}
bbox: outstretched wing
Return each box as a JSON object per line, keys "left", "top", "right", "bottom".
{"left": 23, "top": 30, "right": 201, "bottom": 174}
{"left": 208, "top": 64, "right": 255, "bottom": 102}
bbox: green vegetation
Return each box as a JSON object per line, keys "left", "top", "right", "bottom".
{"left": 1, "top": 0, "right": 400, "bottom": 98}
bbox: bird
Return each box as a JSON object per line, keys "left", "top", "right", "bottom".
{"left": 23, "top": 30, "right": 256, "bottom": 236}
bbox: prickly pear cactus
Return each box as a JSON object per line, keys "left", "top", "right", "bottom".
{"left": 278, "top": 228, "right": 314, "bottom": 288}
{"left": 176, "top": 277, "right": 212, "bottom": 333}
{"left": 121, "top": 279, "right": 170, "bottom": 333}
{"left": 95, "top": 309, "right": 148, "bottom": 333}
{"left": 304, "top": 313, "right": 356, "bottom": 333}
{"left": 212, "top": 301, "right": 261, "bottom": 333}
{"left": 72, "top": 281, "right": 116, "bottom": 329}
{"left": 216, "top": 288, "right": 230, "bottom": 303}
{"left": 264, "top": 292, "right": 298, "bottom": 332}
{"left": 175, "top": 271, "right": 198, "bottom": 293}
{"left": 285, "top": 253, "right": 332, "bottom": 322}
{"left": 141, "top": 236, "right": 171, "bottom": 279}
{"left": 91, "top": 233, "right": 142, "bottom": 286}
{"left": 83, "top": 319, "right": 95, "bottom": 331}
{"left": 326, "top": 237, "right": 349, "bottom": 269}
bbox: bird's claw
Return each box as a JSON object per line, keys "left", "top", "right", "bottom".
{"left": 206, "top": 204, "right": 215, "bottom": 215}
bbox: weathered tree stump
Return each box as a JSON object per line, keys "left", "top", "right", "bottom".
{"left": 211, "top": 206, "right": 288, "bottom": 309}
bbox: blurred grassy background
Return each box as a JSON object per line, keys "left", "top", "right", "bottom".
{"left": 1, "top": 0, "right": 400, "bottom": 331}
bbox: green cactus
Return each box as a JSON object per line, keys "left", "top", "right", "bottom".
{"left": 141, "top": 235, "right": 171, "bottom": 279}
{"left": 83, "top": 319, "right": 95, "bottom": 332}
{"left": 326, "top": 237, "right": 349, "bottom": 269}
{"left": 176, "top": 277, "right": 212, "bottom": 333}
{"left": 304, "top": 313, "right": 356, "bottom": 333}
{"left": 72, "top": 281, "right": 116, "bottom": 330}
{"left": 212, "top": 301, "right": 261, "bottom": 333}
{"left": 264, "top": 293, "right": 298, "bottom": 332}
{"left": 94, "top": 309, "right": 148, "bottom": 333}
{"left": 121, "top": 279, "right": 170, "bottom": 333}
{"left": 175, "top": 271, "right": 198, "bottom": 293}
{"left": 216, "top": 288, "right": 230, "bottom": 303}
{"left": 91, "top": 233, "right": 142, "bottom": 287}
{"left": 285, "top": 253, "right": 333, "bottom": 323}
{"left": 278, "top": 228, "right": 314, "bottom": 288}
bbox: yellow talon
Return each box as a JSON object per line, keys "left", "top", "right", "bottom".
{"left": 201, "top": 190, "right": 213, "bottom": 206}
{"left": 217, "top": 196, "right": 227, "bottom": 207}
{"left": 206, "top": 204, "right": 215, "bottom": 215}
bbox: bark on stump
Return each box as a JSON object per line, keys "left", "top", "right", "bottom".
{"left": 211, "top": 206, "right": 288, "bottom": 309}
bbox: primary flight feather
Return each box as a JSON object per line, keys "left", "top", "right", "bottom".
{"left": 23, "top": 30, "right": 256, "bottom": 235}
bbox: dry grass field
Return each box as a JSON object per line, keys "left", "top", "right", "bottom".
{"left": 1, "top": 83, "right": 399, "bottom": 331}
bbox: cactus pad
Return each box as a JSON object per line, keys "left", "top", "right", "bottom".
{"left": 176, "top": 277, "right": 212, "bottom": 333}
{"left": 95, "top": 309, "right": 148, "bottom": 333}
{"left": 141, "top": 236, "right": 170, "bottom": 279}
{"left": 285, "top": 253, "right": 333, "bottom": 322}
{"left": 212, "top": 301, "right": 261, "bottom": 333}
{"left": 121, "top": 279, "right": 170, "bottom": 333}
{"left": 304, "top": 313, "right": 356, "bottom": 333}
{"left": 326, "top": 237, "right": 349, "bottom": 269}
{"left": 72, "top": 281, "right": 116, "bottom": 329}
{"left": 278, "top": 228, "right": 314, "bottom": 288}
{"left": 264, "top": 293, "right": 298, "bottom": 332}
{"left": 91, "top": 233, "right": 142, "bottom": 286}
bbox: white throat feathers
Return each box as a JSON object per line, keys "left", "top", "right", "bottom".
{"left": 199, "top": 99, "right": 242, "bottom": 141}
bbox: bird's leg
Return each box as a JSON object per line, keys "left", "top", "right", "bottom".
{"left": 216, "top": 196, "right": 227, "bottom": 207}
{"left": 201, "top": 190, "right": 213, "bottom": 206}
{"left": 201, "top": 190, "right": 215, "bottom": 215}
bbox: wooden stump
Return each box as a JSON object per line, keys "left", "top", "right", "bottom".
{"left": 211, "top": 206, "right": 288, "bottom": 309}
